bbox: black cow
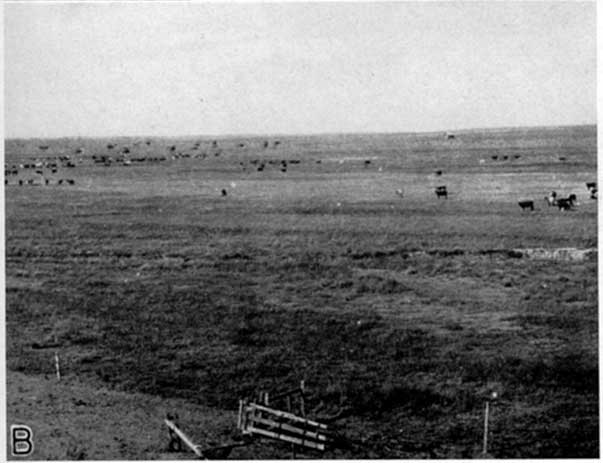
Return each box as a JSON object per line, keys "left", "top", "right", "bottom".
{"left": 435, "top": 170, "right": 443, "bottom": 176}
{"left": 66, "top": 179, "right": 75, "bottom": 185}
{"left": 221, "top": 189, "right": 227, "bottom": 197}
{"left": 435, "top": 186, "right": 448, "bottom": 199}
{"left": 518, "top": 200, "right": 534, "bottom": 211}
{"left": 586, "top": 182, "right": 597, "bottom": 191}
{"left": 557, "top": 198, "right": 572, "bottom": 210}
{"left": 364, "top": 160, "right": 371, "bottom": 167}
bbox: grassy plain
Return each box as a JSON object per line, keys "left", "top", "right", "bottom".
{"left": 5, "top": 125, "right": 598, "bottom": 458}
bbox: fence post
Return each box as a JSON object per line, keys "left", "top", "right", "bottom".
{"left": 54, "top": 352, "right": 61, "bottom": 381}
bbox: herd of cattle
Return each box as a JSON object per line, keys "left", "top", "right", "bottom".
{"left": 515, "top": 182, "right": 596, "bottom": 212}
{"left": 6, "top": 141, "right": 596, "bottom": 213}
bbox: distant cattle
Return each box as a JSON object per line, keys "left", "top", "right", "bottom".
{"left": 263, "top": 141, "right": 269, "bottom": 148}
{"left": 435, "top": 186, "right": 448, "bottom": 199}
{"left": 545, "top": 191, "right": 557, "bottom": 207}
{"left": 39, "top": 145, "right": 49, "bottom": 150}
{"left": 518, "top": 200, "right": 534, "bottom": 211}
{"left": 514, "top": 155, "right": 521, "bottom": 159}
{"left": 395, "top": 189, "right": 404, "bottom": 198}
{"left": 18, "top": 180, "right": 23, "bottom": 185}
{"left": 590, "top": 188, "right": 597, "bottom": 199}
{"left": 274, "top": 141, "right": 281, "bottom": 147}
{"left": 212, "top": 140, "right": 218, "bottom": 147}
{"left": 45, "top": 178, "right": 49, "bottom": 185}
{"left": 221, "top": 189, "right": 227, "bottom": 196}
{"left": 239, "top": 143, "right": 245, "bottom": 148}
{"left": 66, "top": 179, "right": 75, "bottom": 185}
{"left": 435, "top": 170, "right": 443, "bottom": 176}
{"left": 58, "top": 179, "right": 63, "bottom": 185}
{"left": 491, "top": 155, "right": 498, "bottom": 160}
{"left": 586, "top": 182, "right": 597, "bottom": 191}
{"left": 559, "top": 157, "right": 566, "bottom": 161}
{"left": 169, "top": 146, "right": 176, "bottom": 152}
{"left": 446, "top": 133, "right": 455, "bottom": 139}
{"left": 502, "top": 155, "right": 509, "bottom": 160}
{"left": 35, "top": 170, "right": 43, "bottom": 175}
{"left": 556, "top": 195, "right": 576, "bottom": 211}
{"left": 122, "top": 147, "right": 130, "bottom": 154}
{"left": 52, "top": 169, "right": 58, "bottom": 174}
{"left": 364, "top": 160, "right": 371, "bottom": 166}
{"left": 107, "top": 144, "right": 114, "bottom": 149}
{"left": 556, "top": 198, "right": 572, "bottom": 210}
{"left": 75, "top": 148, "right": 83, "bottom": 154}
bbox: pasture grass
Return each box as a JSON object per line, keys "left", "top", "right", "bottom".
{"left": 5, "top": 126, "right": 598, "bottom": 458}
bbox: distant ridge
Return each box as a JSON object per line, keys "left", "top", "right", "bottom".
{"left": 4, "top": 124, "right": 595, "bottom": 142}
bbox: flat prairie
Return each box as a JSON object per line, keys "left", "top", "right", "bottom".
{"left": 5, "top": 125, "right": 598, "bottom": 458}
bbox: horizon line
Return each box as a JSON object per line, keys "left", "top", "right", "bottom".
{"left": 4, "top": 122, "right": 596, "bottom": 141}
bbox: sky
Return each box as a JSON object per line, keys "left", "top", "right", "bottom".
{"left": 4, "top": 2, "right": 597, "bottom": 138}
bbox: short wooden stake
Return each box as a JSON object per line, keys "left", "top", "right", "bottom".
{"left": 54, "top": 352, "right": 61, "bottom": 381}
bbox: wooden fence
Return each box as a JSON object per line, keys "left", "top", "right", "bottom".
{"left": 237, "top": 401, "right": 329, "bottom": 451}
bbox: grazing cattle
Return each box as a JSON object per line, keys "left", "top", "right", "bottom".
{"left": 518, "top": 200, "right": 534, "bottom": 211}
{"left": 107, "top": 144, "right": 114, "bottom": 149}
{"left": 590, "top": 188, "right": 597, "bottom": 199}
{"left": 39, "top": 145, "right": 49, "bottom": 150}
{"left": 45, "top": 178, "right": 49, "bottom": 185}
{"left": 263, "top": 141, "right": 269, "bottom": 148}
{"left": 502, "top": 155, "right": 509, "bottom": 160}
{"left": 4, "top": 179, "right": 7, "bottom": 185}
{"left": 281, "top": 167, "right": 287, "bottom": 173}
{"left": 122, "top": 147, "right": 130, "bottom": 154}
{"left": 18, "top": 180, "right": 23, "bottom": 185}
{"left": 395, "top": 189, "right": 404, "bottom": 198}
{"left": 556, "top": 198, "right": 572, "bottom": 210}
{"left": 35, "top": 170, "right": 43, "bottom": 175}
{"left": 75, "top": 148, "right": 83, "bottom": 154}
{"left": 27, "top": 179, "right": 34, "bottom": 185}
{"left": 66, "top": 179, "right": 75, "bottom": 185}
{"left": 169, "top": 145, "right": 176, "bottom": 152}
{"left": 492, "top": 155, "right": 498, "bottom": 160}
{"left": 221, "top": 189, "right": 227, "bottom": 196}
{"left": 212, "top": 140, "right": 218, "bottom": 147}
{"left": 52, "top": 169, "right": 58, "bottom": 174}
{"left": 435, "top": 170, "right": 442, "bottom": 176}
{"left": 514, "top": 154, "right": 521, "bottom": 159}
{"left": 316, "top": 160, "right": 322, "bottom": 164}
{"left": 435, "top": 186, "right": 448, "bottom": 199}
{"left": 545, "top": 191, "right": 557, "bottom": 206}
{"left": 586, "top": 182, "right": 597, "bottom": 191}
{"left": 364, "top": 160, "right": 371, "bottom": 166}
{"left": 559, "top": 157, "right": 566, "bottom": 161}
{"left": 274, "top": 141, "right": 281, "bottom": 147}
{"left": 58, "top": 179, "right": 63, "bottom": 185}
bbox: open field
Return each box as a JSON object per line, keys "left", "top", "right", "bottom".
{"left": 5, "top": 125, "right": 598, "bottom": 458}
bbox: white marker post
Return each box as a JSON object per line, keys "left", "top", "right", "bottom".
{"left": 483, "top": 391, "right": 498, "bottom": 455}
{"left": 54, "top": 352, "right": 61, "bottom": 381}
